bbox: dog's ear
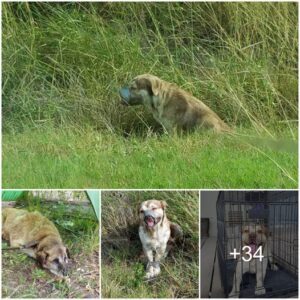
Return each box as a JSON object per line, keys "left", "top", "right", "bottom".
{"left": 148, "top": 77, "right": 160, "bottom": 97}
{"left": 262, "top": 225, "right": 269, "bottom": 236}
{"left": 160, "top": 201, "right": 167, "bottom": 210}
{"left": 36, "top": 249, "right": 48, "bottom": 266}
{"left": 66, "top": 247, "right": 71, "bottom": 259}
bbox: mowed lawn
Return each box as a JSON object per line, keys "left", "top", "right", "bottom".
{"left": 2, "top": 128, "right": 297, "bottom": 188}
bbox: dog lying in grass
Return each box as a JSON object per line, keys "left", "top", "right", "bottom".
{"left": 138, "top": 200, "right": 183, "bottom": 279}
{"left": 2, "top": 207, "right": 70, "bottom": 276}
{"left": 120, "top": 74, "right": 231, "bottom": 134}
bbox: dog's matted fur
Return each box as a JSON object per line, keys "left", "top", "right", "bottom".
{"left": 120, "top": 74, "right": 231, "bottom": 134}
{"left": 2, "top": 207, "right": 70, "bottom": 276}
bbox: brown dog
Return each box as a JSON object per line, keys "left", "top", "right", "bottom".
{"left": 138, "top": 200, "right": 182, "bottom": 279}
{"left": 120, "top": 74, "right": 230, "bottom": 134}
{"left": 2, "top": 208, "right": 70, "bottom": 276}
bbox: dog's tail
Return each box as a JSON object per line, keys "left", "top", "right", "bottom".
{"left": 169, "top": 222, "right": 183, "bottom": 243}
{"left": 166, "top": 222, "right": 183, "bottom": 256}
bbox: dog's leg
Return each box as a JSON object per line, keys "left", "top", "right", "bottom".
{"left": 159, "top": 118, "right": 175, "bottom": 135}
{"left": 22, "top": 248, "right": 37, "bottom": 258}
{"left": 152, "top": 244, "right": 167, "bottom": 277}
{"left": 269, "top": 255, "right": 278, "bottom": 271}
{"left": 255, "top": 259, "right": 267, "bottom": 295}
{"left": 143, "top": 247, "right": 155, "bottom": 279}
{"left": 2, "top": 229, "right": 9, "bottom": 241}
{"left": 229, "top": 260, "right": 243, "bottom": 298}
{"left": 9, "top": 237, "right": 24, "bottom": 248}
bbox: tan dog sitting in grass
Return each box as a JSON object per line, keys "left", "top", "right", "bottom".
{"left": 138, "top": 200, "right": 183, "bottom": 279}
{"left": 2, "top": 208, "right": 70, "bottom": 276}
{"left": 120, "top": 74, "right": 231, "bottom": 134}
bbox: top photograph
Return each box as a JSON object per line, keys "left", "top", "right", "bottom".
{"left": 2, "top": 2, "right": 298, "bottom": 189}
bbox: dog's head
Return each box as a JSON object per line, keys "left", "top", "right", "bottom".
{"left": 36, "top": 240, "right": 70, "bottom": 277}
{"left": 119, "top": 74, "right": 161, "bottom": 106}
{"left": 242, "top": 224, "right": 267, "bottom": 255}
{"left": 139, "top": 199, "right": 167, "bottom": 230}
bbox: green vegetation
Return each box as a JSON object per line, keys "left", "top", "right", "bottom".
{"left": 2, "top": 2, "right": 298, "bottom": 188}
{"left": 2, "top": 192, "right": 99, "bottom": 298}
{"left": 101, "top": 191, "right": 199, "bottom": 298}
{"left": 2, "top": 128, "right": 297, "bottom": 188}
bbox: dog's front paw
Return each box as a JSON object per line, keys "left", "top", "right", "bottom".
{"left": 145, "top": 270, "right": 154, "bottom": 279}
{"left": 145, "top": 262, "right": 160, "bottom": 279}
{"left": 255, "top": 287, "right": 266, "bottom": 295}
{"left": 228, "top": 291, "right": 239, "bottom": 298}
{"left": 145, "top": 263, "right": 154, "bottom": 279}
{"left": 152, "top": 264, "right": 161, "bottom": 276}
{"left": 271, "top": 264, "right": 278, "bottom": 271}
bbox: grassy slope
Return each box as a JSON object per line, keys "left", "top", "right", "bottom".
{"left": 3, "top": 128, "right": 297, "bottom": 188}
{"left": 101, "top": 191, "right": 199, "bottom": 298}
{"left": 2, "top": 3, "right": 298, "bottom": 189}
{"left": 2, "top": 194, "right": 99, "bottom": 298}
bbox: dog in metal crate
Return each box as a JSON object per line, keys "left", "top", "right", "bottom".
{"left": 229, "top": 224, "right": 278, "bottom": 297}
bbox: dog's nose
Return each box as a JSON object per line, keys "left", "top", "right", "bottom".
{"left": 62, "top": 268, "right": 68, "bottom": 276}
{"left": 249, "top": 233, "right": 256, "bottom": 241}
{"left": 61, "top": 265, "right": 69, "bottom": 276}
{"left": 59, "top": 263, "right": 70, "bottom": 276}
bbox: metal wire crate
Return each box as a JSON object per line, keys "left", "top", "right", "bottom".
{"left": 217, "top": 191, "right": 298, "bottom": 298}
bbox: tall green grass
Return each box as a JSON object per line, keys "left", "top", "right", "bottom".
{"left": 2, "top": 2, "right": 298, "bottom": 135}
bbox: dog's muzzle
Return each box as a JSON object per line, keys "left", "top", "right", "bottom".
{"left": 59, "top": 263, "right": 70, "bottom": 276}
{"left": 119, "top": 87, "right": 130, "bottom": 105}
{"left": 144, "top": 215, "right": 161, "bottom": 228}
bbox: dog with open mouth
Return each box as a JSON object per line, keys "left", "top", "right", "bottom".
{"left": 2, "top": 208, "right": 70, "bottom": 277}
{"left": 229, "top": 224, "right": 278, "bottom": 297}
{"left": 120, "top": 74, "right": 231, "bottom": 134}
{"left": 138, "top": 200, "right": 182, "bottom": 279}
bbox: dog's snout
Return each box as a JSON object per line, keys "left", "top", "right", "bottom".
{"left": 62, "top": 267, "right": 68, "bottom": 276}
{"left": 249, "top": 233, "right": 256, "bottom": 241}
{"left": 59, "top": 263, "right": 70, "bottom": 276}
{"left": 144, "top": 210, "right": 153, "bottom": 217}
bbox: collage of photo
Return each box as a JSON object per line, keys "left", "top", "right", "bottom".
{"left": 1, "top": 1, "right": 299, "bottom": 300}
{"left": 1, "top": 190, "right": 298, "bottom": 298}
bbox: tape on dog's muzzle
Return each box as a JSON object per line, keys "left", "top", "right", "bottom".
{"left": 119, "top": 87, "right": 130, "bottom": 102}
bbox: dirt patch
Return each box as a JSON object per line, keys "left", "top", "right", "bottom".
{"left": 2, "top": 249, "right": 99, "bottom": 298}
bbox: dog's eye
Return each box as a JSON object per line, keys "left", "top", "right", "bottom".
{"left": 53, "top": 258, "right": 60, "bottom": 264}
{"left": 140, "top": 210, "right": 144, "bottom": 213}
{"left": 152, "top": 207, "right": 158, "bottom": 210}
